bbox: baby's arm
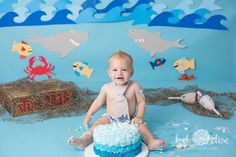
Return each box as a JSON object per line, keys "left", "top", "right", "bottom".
{"left": 132, "top": 83, "right": 146, "bottom": 126}
{"left": 84, "top": 85, "right": 107, "bottom": 125}
{"left": 135, "top": 83, "right": 146, "bottom": 118}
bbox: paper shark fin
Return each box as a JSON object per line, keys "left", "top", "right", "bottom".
{"left": 27, "top": 32, "right": 41, "bottom": 42}
{"left": 59, "top": 48, "right": 72, "bottom": 58}
{"left": 150, "top": 51, "right": 157, "bottom": 57}
{"left": 60, "top": 52, "right": 70, "bottom": 58}
{"left": 174, "top": 39, "right": 186, "bottom": 48}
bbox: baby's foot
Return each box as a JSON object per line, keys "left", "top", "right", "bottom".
{"left": 68, "top": 136, "right": 87, "bottom": 150}
{"left": 147, "top": 138, "right": 166, "bottom": 150}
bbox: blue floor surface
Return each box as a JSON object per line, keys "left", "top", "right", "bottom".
{"left": 1, "top": 103, "right": 236, "bottom": 157}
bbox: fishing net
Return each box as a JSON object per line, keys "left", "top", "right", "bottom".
{"left": 0, "top": 78, "right": 236, "bottom": 123}
{"left": 144, "top": 85, "right": 236, "bottom": 119}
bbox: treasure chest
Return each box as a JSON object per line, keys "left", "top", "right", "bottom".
{"left": 0, "top": 79, "right": 77, "bottom": 117}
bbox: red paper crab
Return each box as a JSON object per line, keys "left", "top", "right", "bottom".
{"left": 24, "top": 56, "right": 55, "bottom": 80}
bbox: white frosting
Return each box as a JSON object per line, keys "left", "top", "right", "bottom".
{"left": 93, "top": 123, "right": 140, "bottom": 147}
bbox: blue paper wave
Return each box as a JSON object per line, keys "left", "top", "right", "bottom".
{"left": 97, "top": 0, "right": 128, "bottom": 13}
{"left": 149, "top": 9, "right": 228, "bottom": 30}
{"left": 0, "top": 3, "right": 228, "bottom": 30}
{"left": 148, "top": 11, "right": 175, "bottom": 26}
{"left": 95, "top": 6, "right": 129, "bottom": 22}
{"left": 81, "top": 0, "right": 100, "bottom": 10}
{"left": 125, "top": 0, "right": 154, "bottom": 13}
{"left": 168, "top": 9, "right": 185, "bottom": 24}
{"left": 194, "top": 8, "right": 210, "bottom": 24}
{"left": 131, "top": 4, "right": 156, "bottom": 25}
{"left": 0, "top": 9, "right": 75, "bottom": 27}
{"left": 76, "top": 8, "right": 98, "bottom": 23}
{"left": 0, "top": 12, "right": 19, "bottom": 27}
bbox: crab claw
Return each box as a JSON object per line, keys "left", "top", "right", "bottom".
{"left": 38, "top": 56, "right": 47, "bottom": 64}
{"left": 29, "top": 56, "right": 36, "bottom": 64}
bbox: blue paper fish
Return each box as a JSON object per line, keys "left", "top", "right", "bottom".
{"left": 72, "top": 61, "right": 93, "bottom": 78}
{"left": 149, "top": 58, "right": 166, "bottom": 69}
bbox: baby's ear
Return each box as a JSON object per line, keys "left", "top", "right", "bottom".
{"left": 131, "top": 71, "right": 134, "bottom": 76}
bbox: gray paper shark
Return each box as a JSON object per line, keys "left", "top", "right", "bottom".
{"left": 27, "top": 30, "right": 88, "bottom": 57}
{"left": 128, "top": 29, "right": 186, "bottom": 56}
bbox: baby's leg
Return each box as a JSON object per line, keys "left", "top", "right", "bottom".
{"left": 138, "top": 123, "right": 166, "bottom": 150}
{"left": 68, "top": 115, "right": 110, "bottom": 150}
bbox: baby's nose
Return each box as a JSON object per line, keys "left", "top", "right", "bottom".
{"left": 118, "top": 70, "right": 122, "bottom": 74}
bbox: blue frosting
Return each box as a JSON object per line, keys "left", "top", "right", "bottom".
{"left": 93, "top": 123, "right": 142, "bottom": 156}
{"left": 93, "top": 123, "right": 140, "bottom": 146}
{"left": 94, "top": 142, "right": 142, "bottom": 157}
{"left": 94, "top": 140, "right": 141, "bottom": 154}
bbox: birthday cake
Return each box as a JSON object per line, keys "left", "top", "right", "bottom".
{"left": 93, "top": 123, "right": 142, "bottom": 157}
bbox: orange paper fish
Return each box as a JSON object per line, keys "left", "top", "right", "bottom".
{"left": 12, "top": 41, "right": 33, "bottom": 59}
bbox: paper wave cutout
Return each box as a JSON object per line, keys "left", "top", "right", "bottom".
{"left": 149, "top": 9, "right": 227, "bottom": 30}
{"left": 0, "top": 3, "right": 228, "bottom": 30}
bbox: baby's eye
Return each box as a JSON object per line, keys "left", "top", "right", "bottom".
{"left": 122, "top": 69, "right": 127, "bottom": 71}
{"left": 112, "top": 69, "right": 117, "bottom": 71}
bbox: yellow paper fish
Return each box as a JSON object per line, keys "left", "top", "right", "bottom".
{"left": 72, "top": 61, "right": 93, "bottom": 78}
{"left": 12, "top": 41, "right": 33, "bottom": 59}
{"left": 173, "top": 58, "right": 195, "bottom": 74}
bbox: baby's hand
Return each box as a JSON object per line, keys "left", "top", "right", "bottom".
{"left": 131, "top": 116, "right": 143, "bottom": 127}
{"left": 83, "top": 123, "right": 89, "bottom": 130}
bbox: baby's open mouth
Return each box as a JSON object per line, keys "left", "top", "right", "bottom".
{"left": 116, "top": 77, "right": 124, "bottom": 80}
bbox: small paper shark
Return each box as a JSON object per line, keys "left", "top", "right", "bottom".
{"left": 27, "top": 30, "right": 88, "bottom": 58}
{"left": 128, "top": 29, "right": 186, "bottom": 56}
{"left": 72, "top": 61, "right": 93, "bottom": 78}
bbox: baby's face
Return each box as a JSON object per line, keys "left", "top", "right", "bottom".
{"left": 108, "top": 59, "right": 133, "bottom": 85}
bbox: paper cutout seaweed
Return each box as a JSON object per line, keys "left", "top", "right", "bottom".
{"left": 27, "top": 30, "right": 88, "bottom": 58}
{"left": 24, "top": 56, "right": 55, "bottom": 80}
{"left": 173, "top": 57, "right": 195, "bottom": 80}
{"left": 11, "top": 41, "right": 33, "bottom": 59}
{"left": 128, "top": 29, "right": 186, "bottom": 56}
{"left": 72, "top": 61, "right": 93, "bottom": 78}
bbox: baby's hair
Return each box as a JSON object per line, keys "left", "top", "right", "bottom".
{"left": 108, "top": 50, "right": 133, "bottom": 70}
